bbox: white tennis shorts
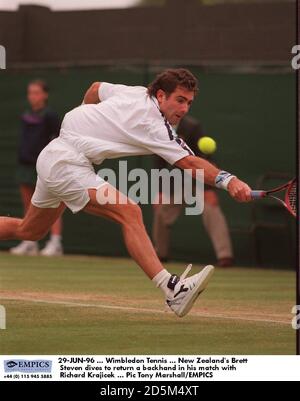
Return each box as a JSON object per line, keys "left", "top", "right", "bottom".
{"left": 31, "top": 138, "right": 106, "bottom": 213}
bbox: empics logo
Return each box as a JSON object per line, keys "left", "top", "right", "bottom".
{"left": 291, "top": 45, "right": 300, "bottom": 70}
{"left": 291, "top": 305, "right": 300, "bottom": 330}
{"left": 0, "top": 45, "right": 6, "bottom": 69}
{"left": 6, "top": 361, "right": 18, "bottom": 369}
{"left": 4, "top": 359, "right": 52, "bottom": 373}
{"left": 0, "top": 305, "right": 6, "bottom": 329}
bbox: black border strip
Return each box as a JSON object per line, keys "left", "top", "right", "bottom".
{"left": 296, "top": 0, "right": 299, "bottom": 357}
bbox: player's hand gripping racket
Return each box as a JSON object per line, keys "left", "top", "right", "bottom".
{"left": 251, "top": 178, "right": 297, "bottom": 218}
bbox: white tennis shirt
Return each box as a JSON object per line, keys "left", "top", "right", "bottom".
{"left": 59, "top": 82, "right": 193, "bottom": 165}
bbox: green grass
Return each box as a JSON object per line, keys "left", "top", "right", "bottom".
{"left": 0, "top": 253, "right": 296, "bottom": 354}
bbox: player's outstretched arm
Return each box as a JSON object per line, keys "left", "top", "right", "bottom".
{"left": 83, "top": 82, "right": 101, "bottom": 104}
{"left": 175, "top": 155, "right": 251, "bottom": 202}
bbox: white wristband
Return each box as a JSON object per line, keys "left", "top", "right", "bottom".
{"left": 215, "top": 171, "right": 236, "bottom": 190}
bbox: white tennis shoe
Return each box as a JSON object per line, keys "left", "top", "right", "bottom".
{"left": 40, "top": 240, "right": 63, "bottom": 256}
{"left": 166, "top": 264, "right": 215, "bottom": 318}
{"left": 10, "top": 241, "right": 39, "bottom": 256}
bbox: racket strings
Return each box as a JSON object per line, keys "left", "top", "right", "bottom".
{"left": 287, "top": 181, "right": 297, "bottom": 216}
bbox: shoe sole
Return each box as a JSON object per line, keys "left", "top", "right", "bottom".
{"left": 176, "top": 265, "right": 215, "bottom": 318}
{"left": 40, "top": 252, "right": 63, "bottom": 257}
{"left": 10, "top": 250, "right": 39, "bottom": 256}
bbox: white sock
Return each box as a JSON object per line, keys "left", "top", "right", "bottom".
{"left": 50, "top": 235, "right": 62, "bottom": 244}
{"left": 152, "top": 269, "right": 172, "bottom": 297}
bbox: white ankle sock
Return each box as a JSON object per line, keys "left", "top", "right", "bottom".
{"left": 152, "top": 269, "right": 172, "bottom": 297}
{"left": 50, "top": 235, "right": 62, "bottom": 244}
{"left": 24, "top": 240, "right": 37, "bottom": 246}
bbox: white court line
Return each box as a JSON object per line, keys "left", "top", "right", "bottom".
{"left": 0, "top": 296, "right": 291, "bottom": 326}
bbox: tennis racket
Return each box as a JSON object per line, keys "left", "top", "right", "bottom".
{"left": 251, "top": 178, "right": 297, "bottom": 218}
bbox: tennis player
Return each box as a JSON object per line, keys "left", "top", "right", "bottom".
{"left": 0, "top": 69, "right": 252, "bottom": 317}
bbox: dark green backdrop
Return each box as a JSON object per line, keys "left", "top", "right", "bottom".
{"left": 0, "top": 66, "right": 296, "bottom": 267}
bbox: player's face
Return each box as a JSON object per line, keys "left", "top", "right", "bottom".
{"left": 157, "top": 86, "right": 194, "bottom": 125}
{"left": 27, "top": 84, "right": 48, "bottom": 110}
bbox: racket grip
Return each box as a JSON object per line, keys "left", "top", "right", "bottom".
{"left": 251, "top": 190, "right": 266, "bottom": 199}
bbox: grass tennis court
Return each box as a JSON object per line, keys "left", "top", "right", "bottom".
{"left": 0, "top": 252, "right": 295, "bottom": 355}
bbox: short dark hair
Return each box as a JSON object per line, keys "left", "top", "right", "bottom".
{"left": 28, "top": 79, "right": 49, "bottom": 93}
{"left": 147, "top": 68, "right": 198, "bottom": 98}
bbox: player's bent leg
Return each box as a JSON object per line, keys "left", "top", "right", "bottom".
{"left": 84, "top": 185, "right": 215, "bottom": 317}
{"left": 0, "top": 216, "right": 23, "bottom": 241}
{"left": 18, "top": 203, "right": 66, "bottom": 241}
{"left": 84, "top": 186, "right": 163, "bottom": 280}
{"left": 0, "top": 203, "right": 65, "bottom": 242}
{"left": 152, "top": 202, "right": 182, "bottom": 261}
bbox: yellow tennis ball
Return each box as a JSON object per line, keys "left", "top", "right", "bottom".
{"left": 198, "top": 136, "right": 217, "bottom": 155}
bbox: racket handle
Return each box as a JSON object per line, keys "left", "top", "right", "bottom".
{"left": 251, "top": 190, "right": 266, "bottom": 199}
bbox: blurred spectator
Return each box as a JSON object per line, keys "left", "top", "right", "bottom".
{"left": 152, "top": 115, "right": 234, "bottom": 267}
{"left": 10, "top": 80, "right": 63, "bottom": 256}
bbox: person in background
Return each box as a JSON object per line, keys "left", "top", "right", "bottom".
{"left": 10, "top": 79, "right": 63, "bottom": 256}
{"left": 152, "top": 115, "right": 234, "bottom": 267}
